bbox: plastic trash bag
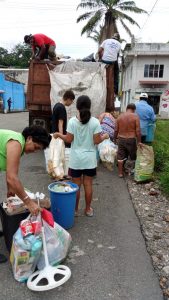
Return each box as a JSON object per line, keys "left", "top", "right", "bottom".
{"left": 145, "top": 123, "right": 156, "bottom": 142}
{"left": 98, "top": 139, "right": 117, "bottom": 170}
{"left": 37, "top": 220, "right": 72, "bottom": 270}
{"left": 10, "top": 215, "right": 42, "bottom": 282}
{"left": 47, "top": 136, "right": 65, "bottom": 180}
{"left": 134, "top": 144, "right": 154, "bottom": 182}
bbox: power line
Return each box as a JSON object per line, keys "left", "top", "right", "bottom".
{"left": 140, "top": 0, "right": 160, "bottom": 32}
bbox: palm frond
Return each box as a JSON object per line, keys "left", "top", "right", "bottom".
{"left": 120, "top": 19, "right": 132, "bottom": 36}
{"left": 77, "top": 1, "right": 100, "bottom": 10}
{"left": 81, "top": 10, "right": 103, "bottom": 35}
{"left": 76, "top": 0, "right": 147, "bottom": 40}
{"left": 77, "top": 12, "right": 94, "bottom": 23}
{"left": 115, "top": 9, "right": 140, "bottom": 27}
{"left": 116, "top": 1, "right": 147, "bottom": 14}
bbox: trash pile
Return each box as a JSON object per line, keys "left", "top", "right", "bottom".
{"left": 46, "top": 136, "right": 65, "bottom": 180}
{"left": 50, "top": 182, "right": 77, "bottom": 193}
{"left": 9, "top": 209, "right": 72, "bottom": 288}
{"left": 98, "top": 139, "right": 117, "bottom": 171}
{"left": 10, "top": 215, "right": 42, "bottom": 282}
{"left": 134, "top": 144, "right": 154, "bottom": 182}
{"left": 2, "top": 190, "right": 51, "bottom": 215}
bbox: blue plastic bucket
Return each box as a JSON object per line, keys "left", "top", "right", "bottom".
{"left": 48, "top": 182, "right": 79, "bottom": 229}
{"left": 145, "top": 123, "right": 156, "bottom": 142}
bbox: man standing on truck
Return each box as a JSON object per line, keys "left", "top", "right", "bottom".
{"left": 98, "top": 33, "right": 121, "bottom": 95}
{"left": 51, "top": 90, "right": 75, "bottom": 138}
{"left": 24, "top": 33, "right": 57, "bottom": 63}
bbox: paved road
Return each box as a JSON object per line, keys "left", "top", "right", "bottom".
{"left": 0, "top": 112, "right": 163, "bottom": 300}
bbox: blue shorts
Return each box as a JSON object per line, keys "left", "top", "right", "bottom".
{"left": 69, "top": 168, "right": 96, "bottom": 178}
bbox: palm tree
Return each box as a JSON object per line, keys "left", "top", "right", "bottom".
{"left": 77, "top": 0, "right": 147, "bottom": 43}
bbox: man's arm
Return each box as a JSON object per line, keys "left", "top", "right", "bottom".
{"left": 36, "top": 44, "right": 46, "bottom": 60}
{"left": 113, "top": 120, "right": 119, "bottom": 144}
{"left": 58, "top": 119, "right": 64, "bottom": 134}
{"left": 150, "top": 108, "right": 156, "bottom": 122}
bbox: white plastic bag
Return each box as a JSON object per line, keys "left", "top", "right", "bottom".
{"left": 37, "top": 220, "right": 72, "bottom": 270}
{"left": 98, "top": 139, "right": 117, "bottom": 164}
{"left": 47, "top": 136, "right": 65, "bottom": 179}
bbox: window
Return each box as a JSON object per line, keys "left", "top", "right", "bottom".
{"left": 144, "top": 64, "right": 164, "bottom": 78}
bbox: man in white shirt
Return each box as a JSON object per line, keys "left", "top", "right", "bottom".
{"left": 98, "top": 33, "right": 121, "bottom": 95}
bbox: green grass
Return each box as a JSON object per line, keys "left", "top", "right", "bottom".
{"left": 153, "top": 119, "right": 169, "bottom": 195}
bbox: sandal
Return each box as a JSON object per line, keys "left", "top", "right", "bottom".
{"left": 85, "top": 208, "right": 94, "bottom": 217}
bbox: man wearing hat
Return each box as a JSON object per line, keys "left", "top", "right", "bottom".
{"left": 24, "top": 33, "right": 57, "bottom": 63}
{"left": 98, "top": 33, "right": 121, "bottom": 95}
{"left": 136, "top": 93, "right": 156, "bottom": 142}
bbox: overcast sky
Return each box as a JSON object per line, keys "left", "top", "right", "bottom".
{"left": 0, "top": 0, "right": 168, "bottom": 58}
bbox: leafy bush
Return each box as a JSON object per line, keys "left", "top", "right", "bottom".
{"left": 153, "top": 120, "right": 169, "bottom": 195}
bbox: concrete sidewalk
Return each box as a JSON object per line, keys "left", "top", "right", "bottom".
{"left": 0, "top": 112, "right": 163, "bottom": 300}
{"left": 0, "top": 156, "right": 163, "bottom": 300}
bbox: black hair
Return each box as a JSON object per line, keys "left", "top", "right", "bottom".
{"left": 22, "top": 125, "right": 51, "bottom": 149}
{"left": 126, "top": 103, "right": 136, "bottom": 111}
{"left": 140, "top": 97, "right": 148, "bottom": 101}
{"left": 63, "top": 90, "right": 75, "bottom": 101}
{"left": 76, "top": 95, "right": 91, "bottom": 124}
{"left": 24, "top": 34, "right": 32, "bottom": 44}
{"left": 106, "top": 106, "right": 114, "bottom": 113}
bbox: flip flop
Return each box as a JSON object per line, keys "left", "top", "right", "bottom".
{"left": 85, "top": 208, "right": 94, "bottom": 217}
{"left": 119, "top": 174, "right": 123, "bottom": 178}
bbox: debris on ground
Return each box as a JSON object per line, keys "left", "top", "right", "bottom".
{"left": 127, "top": 177, "right": 169, "bottom": 299}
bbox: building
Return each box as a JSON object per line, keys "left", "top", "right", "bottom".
{"left": 121, "top": 43, "right": 169, "bottom": 114}
{"left": 0, "top": 72, "right": 26, "bottom": 113}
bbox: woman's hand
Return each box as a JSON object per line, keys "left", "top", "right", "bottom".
{"left": 25, "top": 198, "right": 42, "bottom": 216}
{"left": 53, "top": 132, "right": 59, "bottom": 139}
{"left": 7, "top": 191, "right": 15, "bottom": 198}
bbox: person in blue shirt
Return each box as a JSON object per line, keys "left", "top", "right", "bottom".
{"left": 54, "top": 95, "right": 108, "bottom": 217}
{"left": 135, "top": 93, "right": 156, "bottom": 143}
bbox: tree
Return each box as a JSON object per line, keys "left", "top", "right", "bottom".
{"left": 77, "top": 0, "right": 147, "bottom": 43}
{"left": 0, "top": 44, "right": 31, "bottom": 68}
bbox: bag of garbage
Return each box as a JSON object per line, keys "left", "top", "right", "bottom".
{"left": 37, "top": 220, "right": 72, "bottom": 270}
{"left": 134, "top": 144, "right": 154, "bottom": 182}
{"left": 10, "top": 215, "right": 42, "bottom": 282}
{"left": 47, "top": 136, "right": 65, "bottom": 180}
{"left": 98, "top": 139, "right": 117, "bottom": 170}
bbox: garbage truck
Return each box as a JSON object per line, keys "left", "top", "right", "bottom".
{"left": 26, "top": 60, "right": 114, "bottom": 132}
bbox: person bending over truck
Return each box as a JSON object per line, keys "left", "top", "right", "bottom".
{"left": 24, "top": 33, "right": 57, "bottom": 63}
{"left": 0, "top": 126, "right": 51, "bottom": 263}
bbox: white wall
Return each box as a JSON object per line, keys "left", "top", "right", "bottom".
{"left": 122, "top": 44, "right": 169, "bottom": 111}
